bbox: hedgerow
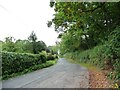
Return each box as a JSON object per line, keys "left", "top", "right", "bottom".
{"left": 2, "top": 60, "right": 57, "bottom": 80}
{"left": 2, "top": 51, "right": 57, "bottom": 79}
{"left": 63, "top": 26, "right": 120, "bottom": 85}
{"left": 47, "top": 53, "right": 56, "bottom": 60}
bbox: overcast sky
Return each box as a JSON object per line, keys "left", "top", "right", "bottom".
{"left": 0, "top": 0, "right": 58, "bottom": 46}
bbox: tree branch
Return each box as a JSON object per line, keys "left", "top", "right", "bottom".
{"left": 82, "top": 3, "right": 105, "bottom": 13}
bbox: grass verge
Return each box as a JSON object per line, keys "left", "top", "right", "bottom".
{"left": 65, "top": 58, "right": 100, "bottom": 71}
{"left": 65, "top": 58, "right": 114, "bottom": 88}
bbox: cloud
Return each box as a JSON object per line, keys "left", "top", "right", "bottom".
{"left": 0, "top": 4, "right": 8, "bottom": 11}
{"left": 0, "top": 0, "right": 57, "bottom": 46}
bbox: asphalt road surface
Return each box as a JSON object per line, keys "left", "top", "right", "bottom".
{"left": 2, "top": 58, "right": 89, "bottom": 88}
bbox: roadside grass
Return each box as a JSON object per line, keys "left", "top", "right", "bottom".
{"left": 79, "top": 63, "right": 100, "bottom": 71}
{"left": 65, "top": 58, "right": 100, "bottom": 71}
{"left": 65, "top": 58, "right": 115, "bottom": 88}
{"left": 2, "top": 59, "right": 58, "bottom": 80}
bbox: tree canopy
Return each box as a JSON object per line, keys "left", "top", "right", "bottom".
{"left": 48, "top": 2, "right": 120, "bottom": 54}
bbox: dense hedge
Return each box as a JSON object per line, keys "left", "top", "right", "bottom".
{"left": 2, "top": 60, "right": 57, "bottom": 80}
{"left": 47, "top": 53, "right": 58, "bottom": 60}
{"left": 2, "top": 52, "right": 47, "bottom": 77}
{"left": 64, "top": 44, "right": 120, "bottom": 84}
{"left": 64, "top": 27, "right": 120, "bottom": 84}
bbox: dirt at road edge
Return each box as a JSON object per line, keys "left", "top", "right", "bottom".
{"left": 89, "top": 70, "right": 113, "bottom": 88}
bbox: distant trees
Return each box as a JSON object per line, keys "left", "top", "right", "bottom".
{"left": 2, "top": 31, "right": 47, "bottom": 54}
{"left": 36, "top": 41, "right": 47, "bottom": 52}
{"left": 15, "top": 39, "right": 33, "bottom": 53}
{"left": 28, "top": 31, "right": 37, "bottom": 42}
{"left": 48, "top": 45, "right": 59, "bottom": 55}
{"left": 28, "top": 31, "right": 38, "bottom": 54}
{"left": 28, "top": 31, "right": 47, "bottom": 54}
{"left": 2, "top": 37, "right": 16, "bottom": 52}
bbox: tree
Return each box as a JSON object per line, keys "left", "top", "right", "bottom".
{"left": 28, "top": 31, "right": 37, "bottom": 54}
{"left": 48, "top": 2, "right": 120, "bottom": 54}
{"left": 28, "top": 31, "right": 47, "bottom": 54}
{"left": 35, "top": 41, "right": 47, "bottom": 53}
{"left": 48, "top": 45, "right": 58, "bottom": 54}
{"left": 15, "top": 39, "right": 33, "bottom": 53}
{"left": 28, "top": 31, "right": 37, "bottom": 42}
{"left": 0, "top": 40, "right": 3, "bottom": 51}
{"left": 2, "top": 37, "right": 16, "bottom": 52}
{"left": 48, "top": 1, "right": 120, "bottom": 84}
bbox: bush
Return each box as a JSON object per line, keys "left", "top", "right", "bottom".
{"left": 2, "top": 51, "right": 46, "bottom": 78}
{"left": 64, "top": 27, "right": 120, "bottom": 84}
{"left": 2, "top": 60, "right": 57, "bottom": 80}
{"left": 47, "top": 53, "right": 56, "bottom": 60}
{"left": 104, "top": 26, "right": 120, "bottom": 82}
{"left": 39, "top": 51, "right": 47, "bottom": 63}
{"left": 54, "top": 54, "right": 58, "bottom": 59}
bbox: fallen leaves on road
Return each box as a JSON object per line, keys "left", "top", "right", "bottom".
{"left": 89, "top": 70, "right": 112, "bottom": 88}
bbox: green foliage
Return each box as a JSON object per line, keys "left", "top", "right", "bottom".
{"left": 2, "top": 47, "right": 58, "bottom": 80}
{"left": 1, "top": 32, "right": 58, "bottom": 80}
{"left": 27, "top": 31, "right": 47, "bottom": 54}
{"left": 64, "top": 33, "right": 120, "bottom": 83}
{"left": 28, "top": 31, "right": 37, "bottom": 54}
{"left": 60, "top": 30, "right": 90, "bottom": 54}
{"left": 48, "top": 45, "right": 58, "bottom": 55}
{"left": 2, "top": 52, "right": 40, "bottom": 74}
{"left": 54, "top": 54, "right": 58, "bottom": 59}
{"left": 49, "top": 2, "right": 120, "bottom": 55}
{"left": 104, "top": 26, "right": 120, "bottom": 81}
{"left": 49, "top": 2, "right": 120, "bottom": 84}
{"left": 2, "top": 35, "right": 47, "bottom": 54}
{"left": 14, "top": 39, "right": 33, "bottom": 53}
{"left": 3, "top": 60, "right": 57, "bottom": 80}
{"left": 2, "top": 51, "right": 46, "bottom": 79}
{"left": 104, "top": 26, "right": 120, "bottom": 59}
{"left": 39, "top": 51, "right": 47, "bottom": 63}
{"left": 63, "top": 26, "right": 120, "bottom": 83}
{"left": 35, "top": 41, "right": 47, "bottom": 53}
{"left": 47, "top": 53, "right": 55, "bottom": 61}
{"left": 2, "top": 37, "right": 16, "bottom": 52}
{"left": 28, "top": 31, "right": 37, "bottom": 42}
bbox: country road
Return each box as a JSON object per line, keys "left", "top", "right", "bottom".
{"left": 2, "top": 58, "right": 89, "bottom": 88}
